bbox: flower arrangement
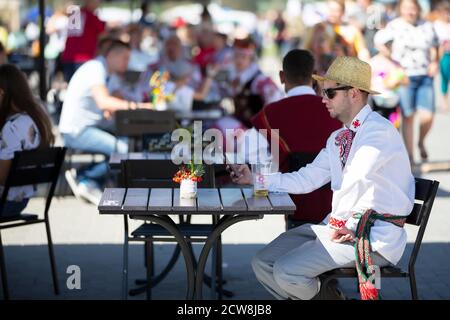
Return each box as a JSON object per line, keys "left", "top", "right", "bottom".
{"left": 173, "top": 160, "right": 205, "bottom": 183}
{"left": 149, "top": 69, "right": 174, "bottom": 108}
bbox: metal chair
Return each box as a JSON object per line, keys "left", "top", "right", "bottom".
{"left": 120, "top": 159, "right": 229, "bottom": 299}
{"left": 321, "top": 177, "right": 440, "bottom": 300}
{"left": 286, "top": 152, "right": 332, "bottom": 230}
{"left": 0, "top": 147, "right": 66, "bottom": 300}
{"left": 114, "top": 109, "right": 176, "bottom": 152}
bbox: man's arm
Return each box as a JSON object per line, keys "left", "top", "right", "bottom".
{"left": 230, "top": 134, "right": 333, "bottom": 193}
{"left": 266, "top": 145, "right": 331, "bottom": 194}
{"left": 91, "top": 84, "right": 153, "bottom": 112}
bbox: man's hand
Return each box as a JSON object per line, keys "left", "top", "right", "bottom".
{"left": 330, "top": 226, "right": 355, "bottom": 243}
{"left": 227, "top": 164, "right": 252, "bottom": 185}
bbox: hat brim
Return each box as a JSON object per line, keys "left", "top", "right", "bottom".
{"left": 312, "top": 74, "right": 380, "bottom": 95}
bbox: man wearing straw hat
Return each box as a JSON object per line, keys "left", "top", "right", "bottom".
{"left": 230, "top": 56, "right": 415, "bottom": 300}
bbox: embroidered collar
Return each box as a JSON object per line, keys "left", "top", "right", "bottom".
{"left": 347, "top": 104, "right": 372, "bottom": 133}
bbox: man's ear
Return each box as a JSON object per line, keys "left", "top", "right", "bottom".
{"left": 279, "top": 70, "right": 285, "bottom": 84}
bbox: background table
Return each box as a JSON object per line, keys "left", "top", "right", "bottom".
{"left": 98, "top": 187, "right": 296, "bottom": 299}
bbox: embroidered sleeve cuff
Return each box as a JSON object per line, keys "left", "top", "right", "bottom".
{"left": 328, "top": 216, "right": 347, "bottom": 230}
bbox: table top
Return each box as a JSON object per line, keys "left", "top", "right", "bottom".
{"left": 98, "top": 188, "right": 296, "bottom": 215}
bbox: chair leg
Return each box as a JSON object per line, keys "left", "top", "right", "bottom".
{"left": 45, "top": 218, "right": 60, "bottom": 295}
{"left": 409, "top": 273, "right": 419, "bottom": 300}
{"left": 145, "top": 240, "right": 154, "bottom": 300}
{"left": 210, "top": 240, "right": 217, "bottom": 300}
{"left": 0, "top": 231, "right": 10, "bottom": 300}
{"left": 122, "top": 216, "right": 129, "bottom": 300}
{"left": 216, "top": 236, "right": 223, "bottom": 300}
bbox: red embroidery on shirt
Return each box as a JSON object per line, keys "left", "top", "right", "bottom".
{"left": 329, "top": 216, "right": 347, "bottom": 229}
{"left": 352, "top": 119, "right": 361, "bottom": 128}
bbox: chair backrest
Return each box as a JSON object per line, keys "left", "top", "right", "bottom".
{"left": 406, "top": 177, "right": 439, "bottom": 270}
{"left": 288, "top": 152, "right": 331, "bottom": 190}
{"left": 115, "top": 110, "right": 176, "bottom": 137}
{"left": 288, "top": 152, "right": 318, "bottom": 172}
{"left": 0, "top": 147, "right": 67, "bottom": 216}
{"left": 121, "top": 159, "right": 215, "bottom": 188}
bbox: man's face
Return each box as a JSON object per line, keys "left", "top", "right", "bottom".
{"left": 327, "top": 1, "right": 344, "bottom": 25}
{"left": 321, "top": 80, "right": 352, "bottom": 123}
{"left": 165, "top": 38, "right": 182, "bottom": 61}
{"left": 400, "top": 0, "right": 420, "bottom": 24}
{"left": 234, "top": 50, "right": 253, "bottom": 72}
{"left": 108, "top": 48, "right": 131, "bottom": 74}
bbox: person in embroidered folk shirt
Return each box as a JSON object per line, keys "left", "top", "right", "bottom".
{"left": 229, "top": 56, "right": 415, "bottom": 300}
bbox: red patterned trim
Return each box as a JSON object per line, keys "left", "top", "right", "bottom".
{"left": 329, "top": 216, "right": 347, "bottom": 229}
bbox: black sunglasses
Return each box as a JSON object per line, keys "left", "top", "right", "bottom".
{"left": 321, "top": 86, "right": 353, "bottom": 99}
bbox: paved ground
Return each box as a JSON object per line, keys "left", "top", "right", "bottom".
{"left": 2, "top": 55, "right": 450, "bottom": 300}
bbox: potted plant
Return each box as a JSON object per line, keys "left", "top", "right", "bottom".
{"left": 173, "top": 160, "right": 205, "bottom": 199}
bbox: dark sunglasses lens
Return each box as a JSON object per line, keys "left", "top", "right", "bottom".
{"left": 325, "top": 89, "right": 336, "bottom": 99}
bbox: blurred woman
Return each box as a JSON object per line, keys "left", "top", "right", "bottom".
{"left": 0, "top": 64, "right": 54, "bottom": 216}
{"left": 433, "top": 0, "right": 450, "bottom": 111}
{"left": 384, "top": 0, "right": 439, "bottom": 163}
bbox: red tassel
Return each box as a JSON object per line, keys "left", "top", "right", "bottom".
{"left": 359, "top": 281, "right": 379, "bottom": 300}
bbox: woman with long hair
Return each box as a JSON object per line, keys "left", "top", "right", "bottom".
{"left": 0, "top": 64, "right": 55, "bottom": 216}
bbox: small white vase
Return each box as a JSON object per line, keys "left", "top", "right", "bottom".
{"left": 180, "top": 179, "right": 197, "bottom": 199}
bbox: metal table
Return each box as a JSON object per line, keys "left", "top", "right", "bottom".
{"left": 98, "top": 187, "right": 296, "bottom": 300}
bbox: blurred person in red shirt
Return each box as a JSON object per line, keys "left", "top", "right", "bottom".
{"left": 61, "top": 0, "right": 106, "bottom": 82}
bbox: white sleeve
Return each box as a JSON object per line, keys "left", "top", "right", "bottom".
{"left": 266, "top": 137, "right": 332, "bottom": 194}
{"left": 85, "top": 61, "right": 107, "bottom": 88}
{"left": 0, "top": 121, "right": 23, "bottom": 160}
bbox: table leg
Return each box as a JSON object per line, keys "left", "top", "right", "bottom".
{"left": 132, "top": 214, "right": 196, "bottom": 300}
{"left": 195, "top": 214, "right": 263, "bottom": 300}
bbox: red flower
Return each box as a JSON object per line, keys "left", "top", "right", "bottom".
{"left": 172, "top": 162, "right": 204, "bottom": 184}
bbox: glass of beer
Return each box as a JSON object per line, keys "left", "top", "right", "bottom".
{"left": 251, "top": 161, "right": 271, "bottom": 197}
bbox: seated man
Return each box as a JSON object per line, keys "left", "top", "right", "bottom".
{"left": 59, "top": 40, "right": 152, "bottom": 205}
{"left": 230, "top": 56, "right": 415, "bottom": 300}
{"left": 251, "top": 49, "right": 342, "bottom": 229}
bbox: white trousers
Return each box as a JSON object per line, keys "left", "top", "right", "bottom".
{"left": 252, "top": 223, "right": 392, "bottom": 300}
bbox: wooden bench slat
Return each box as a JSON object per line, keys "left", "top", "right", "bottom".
{"left": 98, "top": 188, "right": 126, "bottom": 211}
{"left": 197, "top": 188, "right": 222, "bottom": 211}
{"left": 242, "top": 188, "right": 272, "bottom": 212}
{"left": 123, "top": 188, "right": 149, "bottom": 211}
{"left": 219, "top": 188, "right": 247, "bottom": 212}
{"left": 173, "top": 189, "right": 197, "bottom": 211}
{"left": 148, "top": 188, "right": 173, "bottom": 211}
{"left": 268, "top": 192, "right": 296, "bottom": 212}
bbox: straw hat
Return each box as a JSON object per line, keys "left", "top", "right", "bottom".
{"left": 312, "top": 56, "right": 379, "bottom": 95}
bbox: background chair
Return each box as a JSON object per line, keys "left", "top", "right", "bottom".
{"left": 321, "top": 177, "right": 439, "bottom": 300}
{"left": 287, "top": 152, "right": 332, "bottom": 230}
{"left": 115, "top": 109, "right": 176, "bottom": 152}
{"left": 0, "top": 147, "right": 66, "bottom": 300}
{"left": 120, "top": 159, "right": 229, "bottom": 299}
